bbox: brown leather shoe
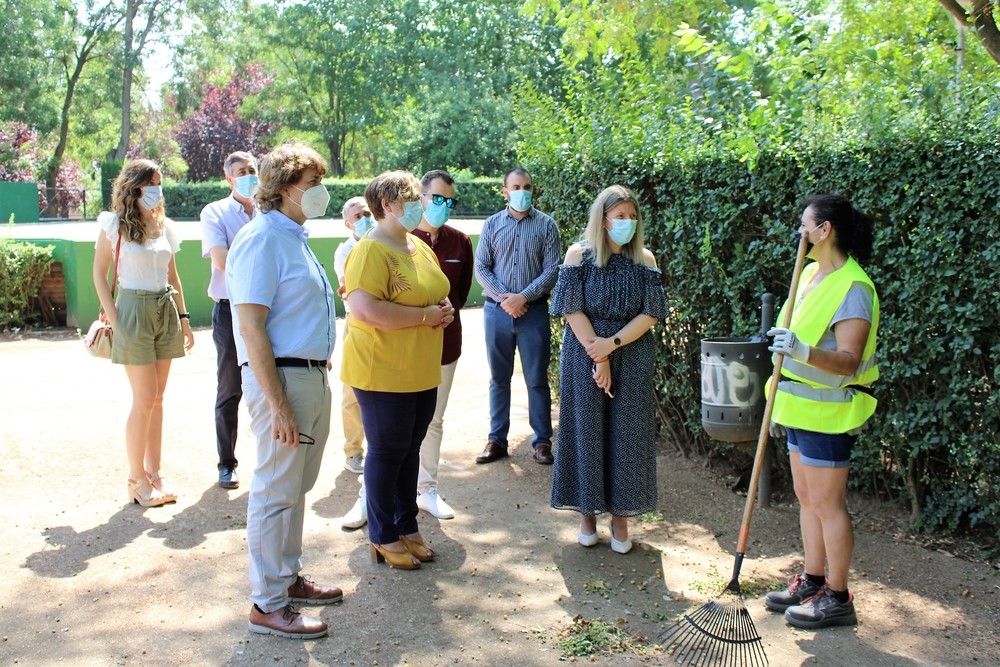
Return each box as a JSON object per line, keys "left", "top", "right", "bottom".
{"left": 476, "top": 440, "right": 509, "bottom": 464}
{"left": 533, "top": 443, "right": 554, "bottom": 465}
{"left": 248, "top": 604, "right": 328, "bottom": 639}
{"left": 287, "top": 575, "right": 343, "bottom": 605}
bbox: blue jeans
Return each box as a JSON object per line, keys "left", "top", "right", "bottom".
{"left": 484, "top": 300, "right": 552, "bottom": 449}
{"left": 355, "top": 387, "right": 437, "bottom": 544}
{"left": 213, "top": 300, "right": 242, "bottom": 471}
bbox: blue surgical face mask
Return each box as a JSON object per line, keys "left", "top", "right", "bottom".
{"left": 607, "top": 218, "right": 637, "bottom": 246}
{"left": 234, "top": 174, "right": 258, "bottom": 199}
{"left": 396, "top": 200, "right": 424, "bottom": 231}
{"left": 354, "top": 215, "right": 374, "bottom": 238}
{"left": 423, "top": 199, "right": 450, "bottom": 228}
{"left": 508, "top": 189, "right": 532, "bottom": 212}
{"left": 138, "top": 185, "right": 162, "bottom": 211}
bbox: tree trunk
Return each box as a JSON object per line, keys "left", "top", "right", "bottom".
{"left": 905, "top": 453, "right": 924, "bottom": 525}
{"left": 45, "top": 54, "right": 88, "bottom": 218}
{"left": 114, "top": 70, "right": 134, "bottom": 161}
{"left": 113, "top": 0, "right": 140, "bottom": 161}
{"left": 327, "top": 139, "right": 344, "bottom": 177}
{"left": 938, "top": 0, "right": 1000, "bottom": 66}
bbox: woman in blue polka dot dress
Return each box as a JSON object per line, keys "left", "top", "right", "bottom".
{"left": 549, "top": 185, "right": 667, "bottom": 554}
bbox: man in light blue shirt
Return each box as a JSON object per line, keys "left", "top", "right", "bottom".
{"left": 226, "top": 142, "right": 341, "bottom": 640}
{"left": 201, "top": 150, "right": 258, "bottom": 489}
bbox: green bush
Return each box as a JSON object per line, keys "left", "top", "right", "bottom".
{"left": 526, "top": 131, "right": 1000, "bottom": 543}
{"left": 0, "top": 238, "right": 54, "bottom": 330}
{"left": 100, "top": 159, "right": 122, "bottom": 211}
{"left": 160, "top": 178, "right": 504, "bottom": 220}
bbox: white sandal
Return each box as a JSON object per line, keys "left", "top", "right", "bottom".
{"left": 128, "top": 478, "right": 170, "bottom": 507}
{"left": 145, "top": 471, "right": 178, "bottom": 503}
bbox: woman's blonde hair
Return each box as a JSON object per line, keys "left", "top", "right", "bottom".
{"left": 364, "top": 170, "right": 422, "bottom": 221}
{"left": 255, "top": 141, "right": 328, "bottom": 213}
{"left": 583, "top": 185, "right": 644, "bottom": 268}
{"left": 111, "top": 159, "right": 163, "bottom": 244}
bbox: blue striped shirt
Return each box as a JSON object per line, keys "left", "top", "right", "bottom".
{"left": 474, "top": 207, "right": 561, "bottom": 302}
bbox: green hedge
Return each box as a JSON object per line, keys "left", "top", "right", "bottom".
{"left": 100, "top": 159, "right": 122, "bottom": 211}
{"left": 528, "top": 132, "right": 1000, "bottom": 543}
{"left": 161, "top": 178, "right": 503, "bottom": 220}
{"left": 0, "top": 238, "right": 54, "bottom": 330}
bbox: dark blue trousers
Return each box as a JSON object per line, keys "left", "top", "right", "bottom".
{"left": 355, "top": 387, "right": 437, "bottom": 544}
{"left": 484, "top": 300, "right": 553, "bottom": 448}
{"left": 213, "top": 300, "right": 242, "bottom": 471}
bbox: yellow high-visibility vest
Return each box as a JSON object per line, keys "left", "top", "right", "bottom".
{"left": 768, "top": 257, "right": 879, "bottom": 434}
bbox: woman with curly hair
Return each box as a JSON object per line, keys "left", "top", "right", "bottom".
{"left": 93, "top": 159, "right": 195, "bottom": 508}
{"left": 227, "top": 141, "right": 343, "bottom": 639}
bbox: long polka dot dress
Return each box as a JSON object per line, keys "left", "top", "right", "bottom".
{"left": 549, "top": 250, "right": 667, "bottom": 517}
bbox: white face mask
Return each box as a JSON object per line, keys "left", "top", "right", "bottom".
{"left": 293, "top": 184, "right": 331, "bottom": 219}
{"left": 138, "top": 185, "right": 162, "bottom": 211}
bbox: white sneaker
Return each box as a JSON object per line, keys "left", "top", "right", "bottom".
{"left": 344, "top": 453, "right": 364, "bottom": 474}
{"left": 341, "top": 498, "right": 367, "bottom": 529}
{"left": 416, "top": 489, "right": 455, "bottom": 519}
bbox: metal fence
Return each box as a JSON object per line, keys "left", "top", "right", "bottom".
{"left": 37, "top": 186, "right": 92, "bottom": 221}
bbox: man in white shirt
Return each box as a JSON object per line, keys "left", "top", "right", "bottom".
{"left": 333, "top": 197, "right": 374, "bottom": 475}
{"left": 201, "top": 151, "right": 258, "bottom": 489}
{"left": 335, "top": 196, "right": 374, "bottom": 529}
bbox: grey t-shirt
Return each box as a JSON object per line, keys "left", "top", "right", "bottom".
{"left": 815, "top": 283, "right": 874, "bottom": 351}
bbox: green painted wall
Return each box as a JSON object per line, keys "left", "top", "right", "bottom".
{"left": 24, "top": 234, "right": 484, "bottom": 330}
{"left": 0, "top": 182, "right": 39, "bottom": 223}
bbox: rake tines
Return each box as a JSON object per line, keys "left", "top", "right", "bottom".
{"left": 659, "top": 587, "right": 767, "bottom": 667}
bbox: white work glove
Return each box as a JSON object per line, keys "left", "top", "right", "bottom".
{"left": 768, "top": 420, "right": 786, "bottom": 440}
{"left": 767, "top": 327, "right": 810, "bottom": 363}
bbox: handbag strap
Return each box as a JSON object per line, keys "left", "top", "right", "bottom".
{"left": 99, "top": 232, "right": 122, "bottom": 324}
{"left": 111, "top": 231, "right": 121, "bottom": 299}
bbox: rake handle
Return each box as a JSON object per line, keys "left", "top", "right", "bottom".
{"left": 735, "top": 232, "right": 809, "bottom": 558}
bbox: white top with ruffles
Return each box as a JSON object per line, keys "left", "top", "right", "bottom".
{"left": 97, "top": 211, "right": 180, "bottom": 291}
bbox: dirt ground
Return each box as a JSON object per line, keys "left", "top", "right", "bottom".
{"left": 1, "top": 308, "right": 998, "bottom": 667}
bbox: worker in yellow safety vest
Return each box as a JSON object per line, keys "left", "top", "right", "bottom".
{"left": 763, "top": 193, "right": 879, "bottom": 631}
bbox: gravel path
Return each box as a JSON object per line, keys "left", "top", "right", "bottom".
{"left": 1, "top": 309, "right": 997, "bottom": 666}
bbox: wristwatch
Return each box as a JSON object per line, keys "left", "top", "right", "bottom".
{"left": 613, "top": 336, "right": 621, "bottom": 347}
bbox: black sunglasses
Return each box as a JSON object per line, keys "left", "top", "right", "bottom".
{"left": 299, "top": 433, "right": 316, "bottom": 446}
{"left": 424, "top": 193, "right": 459, "bottom": 209}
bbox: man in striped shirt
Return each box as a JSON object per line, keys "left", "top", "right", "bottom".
{"left": 474, "top": 168, "right": 561, "bottom": 465}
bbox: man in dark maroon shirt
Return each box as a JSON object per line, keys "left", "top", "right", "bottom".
{"left": 410, "top": 169, "right": 474, "bottom": 519}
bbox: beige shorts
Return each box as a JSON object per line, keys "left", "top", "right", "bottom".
{"left": 112, "top": 287, "right": 184, "bottom": 365}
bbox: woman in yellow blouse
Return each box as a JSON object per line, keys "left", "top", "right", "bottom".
{"left": 342, "top": 170, "right": 455, "bottom": 569}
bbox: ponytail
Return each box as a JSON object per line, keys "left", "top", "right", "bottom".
{"left": 800, "top": 194, "right": 874, "bottom": 263}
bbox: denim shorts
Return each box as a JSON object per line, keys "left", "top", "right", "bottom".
{"left": 786, "top": 428, "right": 855, "bottom": 468}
